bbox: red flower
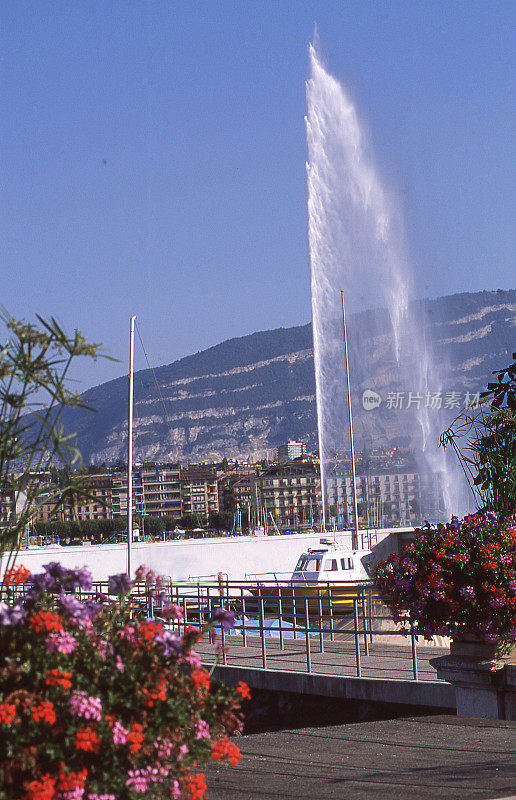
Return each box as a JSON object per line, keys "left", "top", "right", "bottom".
{"left": 4, "top": 564, "right": 31, "bottom": 586}
{"left": 211, "top": 737, "right": 242, "bottom": 766}
{"left": 191, "top": 669, "right": 210, "bottom": 692}
{"left": 23, "top": 774, "right": 56, "bottom": 800}
{"left": 185, "top": 772, "right": 207, "bottom": 800}
{"left": 57, "top": 766, "right": 88, "bottom": 793}
{"left": 31, "top": 701, "right": 56, "bottom": 725}
{"left": 45, "top": 669, "right": 72, "bottom": 690}
{"left": 137, "top": 619, "right": 164, "bottom": 647}
{"left": 30, "top": 610, "right": 63, "bottom": 633}
{"left": 236, "top": 681, "right": 251, "bottom": 700}
{"left": 74, "top": 725, "right": 100, "bottom": 752}
{"left": 142, "top": 676, "right": 167, "bottom": 706}
{"left": 126, "top": 722, "right": 144, "bottom": 752}
{"left": 485, "top": 561, "right": 498, "bottom": 571}
{"left": 0, "top": 702, "right": 16, "bottom": 724}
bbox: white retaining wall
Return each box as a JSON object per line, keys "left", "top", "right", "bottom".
{"left": 2, "top": 529, "right": 412, "bottom": 582}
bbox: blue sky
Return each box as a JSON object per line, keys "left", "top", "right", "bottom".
{"left": 1, "top": 1, "right": 514, "bottom": 390}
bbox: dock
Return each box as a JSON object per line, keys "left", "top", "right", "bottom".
{"left": 198, "top": 635, "right": 455, "bottom": 710}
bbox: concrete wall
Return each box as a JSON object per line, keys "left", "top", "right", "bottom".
{"left": 3, "top": 528, "right": 411, "bottom": 582}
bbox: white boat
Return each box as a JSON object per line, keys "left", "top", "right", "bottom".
{"left": 291, "top": 538, "right": 373, "bottom": 585}
{"left": 248, "top": 537, "right": 376, "bottom": 615}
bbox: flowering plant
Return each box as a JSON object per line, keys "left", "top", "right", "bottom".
{"left": 375, "top": 513, "right": 516, "bottom": 650}
{"left": 0, "top": 562, "right": 249, "bottom": 799}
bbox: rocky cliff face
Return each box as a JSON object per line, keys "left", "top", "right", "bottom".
{"left": 62, "top": 290, "right": 516, "bottom": 463}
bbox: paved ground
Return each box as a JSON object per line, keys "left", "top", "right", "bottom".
{"left": 205, "top": 715, "right": 516, "bottom": 799}
{"left": 198, "top": 634, "right": 447, "bottom": 682}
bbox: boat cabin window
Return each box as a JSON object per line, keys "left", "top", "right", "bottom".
{"left": 295, "top": 556, "right": 322, "bottom": 572}
{"left": 340, "top": 558, "right": 354, "bottom": 570}
{"left": 323, "top": 558, "right": 338, "bottom": 571}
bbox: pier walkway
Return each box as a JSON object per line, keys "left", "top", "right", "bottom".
{"left": 197, "top": 635, "right": 455, "bottom": 710}
{"left": 205, "top": 715, "right": 516, "bottom": 799}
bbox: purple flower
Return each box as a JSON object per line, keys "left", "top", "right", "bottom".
{"left": 43, "top": 561, "right": 68, "bottom": 581}
{"left": 0, "top": 601, "right": 24, "bottom": 626}
{"left": 210, "top": 607, "right": 235, "bottom": 632}
{"left": 71, "top": 566, "right": 93, "bottom": 591}
{"left": 59, "top": 591, "right": 90, "bottom": 620}
{"left": 459, "top": 586, "right": 475, "bottom": 600}
{"left": 155, "top": 629, "right": 181, "bottom": 658}
{"left": 29, "top": 571, "right": 56, "bottom": 595}
{"left": 107, "top": 573, "right": 133, "bottom": 596}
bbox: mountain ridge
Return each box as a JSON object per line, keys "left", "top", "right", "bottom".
{"left": 59, "top": 289, "right": 516, "bottom": 464}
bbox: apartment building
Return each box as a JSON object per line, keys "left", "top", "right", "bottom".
{"left": 218, "top": 468, "right": 258, "bottom": 513}
{"left": 326, "top": 463, "right": 422, "bottom": 528}
{"left": 257, "top": 460, "right": 321, "bottom": 530}
{"left": 111, "top": 463, "right": 181, "bottom": 519}
{"left": 276, "top": 440, "right": 307, "bottom": 463}
{"left": 180, "top": 465, "right": 219, "bottom": 518}
{"left": 34, "top": 473, "right": 113, "bottom": 522}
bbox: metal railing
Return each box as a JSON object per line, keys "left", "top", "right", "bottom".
{"left": 3, "top": 577, "right": 437, "bottom": 682}
{"left": 124, "top": 578, "right": 430, "bottom": 682}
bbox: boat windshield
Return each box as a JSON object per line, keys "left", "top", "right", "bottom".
{"left": 294, "top": 556, "right": 322, "bottom": 572}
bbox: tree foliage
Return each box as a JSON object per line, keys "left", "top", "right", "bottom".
{"left": 0, "top": 312, "right": 107, "bottom": 571}
{"left": 441, "top": 352, "right": 516, "bottom": 515}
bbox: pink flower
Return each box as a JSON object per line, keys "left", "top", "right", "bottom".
{"left": 95, "top": 639, "right": 112, "bottom": 660}
{"left": 118, "top": 624, "right": 136, "bottom": 643}
{"left": 178, "top": 743, "right": 189, "bottom": 761}
{"left": 69, "top": 690, "right": 102, "bottom": 721}
{"left": 134, "top": 564, "right": 149, "bottom": 581}
{"left": 155, "top": 736, "right": 173, "bottom": 758}
{"left": 184, "top": 650, "right": 201, "bottom": 669}
{"left": 196, "top": 719, "right": 210, "bottom": 739}
{"left": 88, "top": 796, "right": 115, "bottom": 800}
{"left": 115, "top": 655, "right": 124, "bottom": 672}
{"left": 45, "top": 630, "right": 77, "bottom": 654}
{"left": 172, "top": 781, "right": 181, "bottom": 799}
{"left": 162, "top": 603, "right": 184, "bottom": 621}
{"left": 112, "top": 720, "right": 128, "bottom": 745}
{"left": 125, "top": 770, "right": 149, "bottom": 793}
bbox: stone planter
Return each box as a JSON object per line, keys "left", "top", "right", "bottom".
{"left": 430, "top": 635, "right": 516, "bottom": 720}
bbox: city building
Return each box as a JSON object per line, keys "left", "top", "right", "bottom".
{"left": 325, "top": 463, "right": 422, "bottom": 528}
{"left": 257, "top": 460, "right": 321, "bottom": 531}
{"left": 111, "top": 463, "right": 181, "bottom": 519}
{"left": 218, "top": 468, "right": 258, "bottom": 513}
{"left": 180, "top": 465, "right": 219, "bottom": 520}
{"left": 276, "top": 440, "right": 307, "bottom": 462}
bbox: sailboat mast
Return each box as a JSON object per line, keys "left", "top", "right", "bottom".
{"left": 127, "top": 315, "right": 136, "bottom": 576}
{"left": 340, "top": 291, "right": 359, "bottom": 550}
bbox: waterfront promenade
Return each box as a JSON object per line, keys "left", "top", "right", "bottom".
{"left": 205, "top": 715, "right": 516, "bottom": 799}
{"left": 198, "top": 635, "right": 455, "bottom": 710}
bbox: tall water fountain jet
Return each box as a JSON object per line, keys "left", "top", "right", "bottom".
{"left": 306, "top": 43, "right": 466, "bottom": 526}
